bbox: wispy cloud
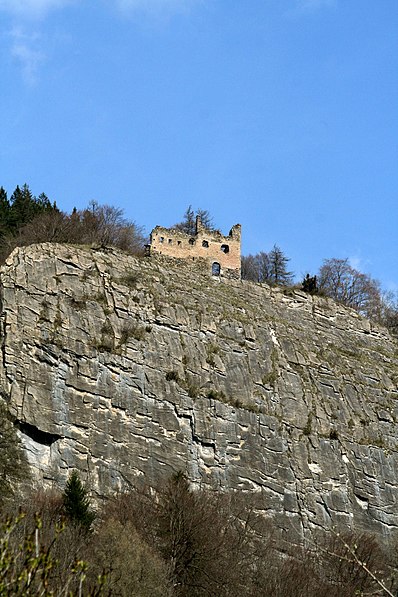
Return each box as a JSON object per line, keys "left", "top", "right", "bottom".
{"left": 0, "top": 1, "right": 73, "bottom": 84}
{"left": 9, "top": 27, "right": 44, "bottom": 85}
{"left": 1, "top": 0, "right": 201, "bottom": 83}
{"left": 0, "top": 0, "right": 75, "bottom": 20}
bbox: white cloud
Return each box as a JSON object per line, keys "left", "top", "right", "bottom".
{"left": 10, "top": 27, "right": 44, "bottom": 84}
{"left": 0, "top": 0, "right": 75, "bottom": 20}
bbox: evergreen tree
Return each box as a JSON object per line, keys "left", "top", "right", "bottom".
{"left": 8, "top": 184, "right": 58, "bottom": 233}
{"left": 62, "top": 470, "right": 95, "bottom": 531}
{"left": 302, "top": 273, "right": 318, "bottom": 294}
{"left": 174, "top": 205, "right": 195, "bottom": 234}
{"left": 0, "top": 187, "right": 10, "bottom": 238}
{"left": 268, "top": 244, "right": 293, "bottom": 286}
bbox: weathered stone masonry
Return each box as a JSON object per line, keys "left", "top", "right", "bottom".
{"left": 146, "top": 216, "right": 241, "bottom": 279}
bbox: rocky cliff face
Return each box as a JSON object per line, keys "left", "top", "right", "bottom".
{"left": 1, "top": 243, "right": 398, "bottom": 543}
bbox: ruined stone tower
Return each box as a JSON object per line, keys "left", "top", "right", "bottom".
{"left": 147, "top": 216, "right": 241, "bottom": 279}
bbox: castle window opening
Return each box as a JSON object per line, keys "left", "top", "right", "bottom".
{"left": 147, "top": 220, "right": 241, "bottom": 279}
{"left": 212, "top": 262, "right": 221, "bottom": 276}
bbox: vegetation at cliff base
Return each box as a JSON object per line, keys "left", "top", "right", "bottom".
{"left": 0, "top": 472, "right": 395, "bottom": 596}
{"left": 0, "top": 402, "right": 30, "bottom": 502}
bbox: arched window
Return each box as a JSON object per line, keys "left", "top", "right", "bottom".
{"left": 221, "top": 244, "right": 229, "bottom": 253}
{"left": 189, "top": 238, "right": 195, "bottom": 245}
{"left": 202, "top": 240, "right": 209, "bottom": 248}
{"left": 212, "top": 262, "right": 221, "bottom": 276}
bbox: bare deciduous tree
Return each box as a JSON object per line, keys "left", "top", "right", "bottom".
{"left": 318, "top": 258, "right": 381, "bottom": 318}
{"left": 173, "top": 205, "right": 214, "bottom": 234}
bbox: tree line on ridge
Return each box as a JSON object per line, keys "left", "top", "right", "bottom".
{"left": 0, "top": 185, "right": 397, "bottom": 336}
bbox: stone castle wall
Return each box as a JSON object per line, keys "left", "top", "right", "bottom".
{"left": 147, "top": 217, "right": 241, "bottom": 279}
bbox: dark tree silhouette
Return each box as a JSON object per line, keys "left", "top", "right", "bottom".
{"left": 302, "top": 274, "right": 318, "bottom": 294}
{"left": 62, "top": 470, "right": 95, "bottom": 532}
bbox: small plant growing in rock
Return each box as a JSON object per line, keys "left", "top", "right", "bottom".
{"left": 119, "top": 272, "right": 139, "bottom": 289}
{"left": 206, "top": 343, "right": 221, "bottom": 367}
{"left": 166, "top": 371, "right": 179, "bottom": 382}
{"left": 69, "top": 296, "right": 87, "bottom": 310}
{"left": 207, "top": 389, "right": 226, "bottom": 401}
{"left": 119, "top": 323, "right": 146, "bottom": 345}
{"left": 186, "top": 382, "right": 199, "bottom": 399}
{"left": 231, "top": 398, "right": 243, "bottom": 409}
{"left": 303, "top": 413, "right": 312, "bottom": 436}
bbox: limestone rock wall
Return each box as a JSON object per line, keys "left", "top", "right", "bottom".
{"left": 1, "top": 244, "right": 398, "bottom": 543}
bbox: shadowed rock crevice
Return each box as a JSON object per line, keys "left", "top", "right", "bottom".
{"left": 15, "top": 420, "right": 62, "bottom": 446}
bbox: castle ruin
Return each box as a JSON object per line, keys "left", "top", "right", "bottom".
{"left": 146, "top": 216, "right": 241, "bottom": 279}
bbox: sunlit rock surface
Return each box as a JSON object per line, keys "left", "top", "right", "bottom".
{"left": 1, "top": 243, "right": 398, "bottom": 543}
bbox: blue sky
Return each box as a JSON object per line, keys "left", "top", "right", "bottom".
{"left": 1, "top": 0, "right": 397, "bottom": 289}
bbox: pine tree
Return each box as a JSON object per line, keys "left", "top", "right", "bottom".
{"left": 8, "top": 184, "right": 58, "bottom": 233}
{"left": 62, "top": 470, "right": 95, "bottom": 531}
{"left": 174, "top": 205, "right": 195, "bottom": 234}
{"left": 196, "top": 208, "right": 214, "bottom": 230}
{"left": 268, "top": 244, "right": 293, "bottom": 286}
{"left": 0, "top": 187, "right": 10, "bottom": 238}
